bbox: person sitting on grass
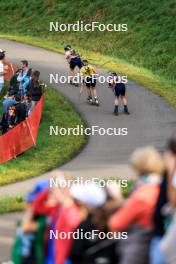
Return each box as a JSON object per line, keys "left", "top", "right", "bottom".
{"left": 0, "top": 104, "right": 17, "bottom": 134}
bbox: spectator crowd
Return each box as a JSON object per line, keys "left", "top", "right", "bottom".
{"left": 11, "top": 136, "right": 176, "bottom": 264}
{"left": 0, "top": 49, "right": 43, "bottom": 135}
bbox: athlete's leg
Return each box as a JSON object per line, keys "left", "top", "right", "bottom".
{"left": 121, "top": 96, "right": 130, "bottom": 114}
{"left": 87, "top": 87, "right": 92, "bottom": 97}
{"left": 70, "top": 57, "right": 83, "bottom": 79}
{"left": 85, "top": 83, "right": 92, "bottom": 103}
{"left": 69, "top": 58, "right": 76, "bottom": 79}
{"left": 114, "top": 96, "right": 119, "bottom": 115}
{"left": 90, "top": 77, "right": 97, "bottom": 99}
{"left": 91, "top": 87, "right": 97, "bottom": 97}
{"left": 121, "top": 96, "right": 127, "bottom": 105}
{"left": 91, "top": 86, "right": 99, "bottom": 105}
{"left": 70, "top": 69, "right": 75, "bottom": 76}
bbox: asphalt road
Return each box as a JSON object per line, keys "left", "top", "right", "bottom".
{"left": 0, "top": 39, "right": 176, "bottom": 262}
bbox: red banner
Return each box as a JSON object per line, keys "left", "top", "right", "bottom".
{"left": 0, "top": 96, "right": 44, "bottom": 164}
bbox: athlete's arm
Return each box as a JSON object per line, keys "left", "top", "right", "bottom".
{"left": 111, "top": 83, "right": 115, "bottom": 92}
{"left": 92, "top": 66, "right": 97, "bottom": 74}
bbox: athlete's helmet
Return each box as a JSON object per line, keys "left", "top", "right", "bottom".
{"left": 82, "top": 59, "right": 88, "bottom": 66}
{"left": 108, "top": 72, "right": 118, "bottom": 77}
{"left": 108, "top": 72, "right": 118, "bottom": 87}
{"left": 64, "top": 44, "right": 72, "bottom": 51}
{"left": 70, "top": 49, "right": 77, "bottom": 56}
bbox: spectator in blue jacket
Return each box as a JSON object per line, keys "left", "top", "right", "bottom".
{"left": 2, "top": 90, "right": 16, "bottom": 114}
{"left": 21, "top": 68, "right": 33, "bottom": 96}
{"left": 17, "top": 60, "right": 29, "bottom": 96}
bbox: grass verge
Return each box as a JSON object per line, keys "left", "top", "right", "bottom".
{"left": 0, "top": 83, "right": 86, "bottom": 186}
{"left": 0, "top": 196, "right": 24, "bottom": 214}
{"left": 0, "top": 34, "right": 176, "bottom": 108}
{"left": 0, "top": 179, "right": 134, "bottom": 214}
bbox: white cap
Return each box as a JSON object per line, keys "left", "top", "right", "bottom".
{"left": 70, "top": 182, "right": 107, "bottom": 208}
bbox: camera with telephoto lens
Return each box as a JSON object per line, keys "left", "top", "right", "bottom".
{"left": 40, "top": 82, "right": 47, "bottom": 92}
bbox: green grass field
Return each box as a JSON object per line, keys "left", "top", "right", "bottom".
{"left": 0, "top": 84, "right": 86, "bottom": 185}
{"left": 0, "top": 1, "right": 175, "bottom": 187}
{"left": 0, "top": 196, "right": 24, "bottom": 214}
{"left": 0, "top": 0, "right": 175, "bottom": 106}
{"left": 0, "top": 179, "right": 134, "bottom": 214}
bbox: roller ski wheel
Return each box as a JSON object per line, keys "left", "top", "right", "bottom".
{"left": 94, "top": 100, "right": 100, "bottom": 106}
{"left": 91, "top": 98, "right": 99, "bottom": 106}
{"left": 124, "top": 110, "right": 130, "bottom": 115}
{"left": 113, "top": 110, "right": 119, "bottom": 116}
{"left": 70, "top": 80, "right": 78, "bottom": 86}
